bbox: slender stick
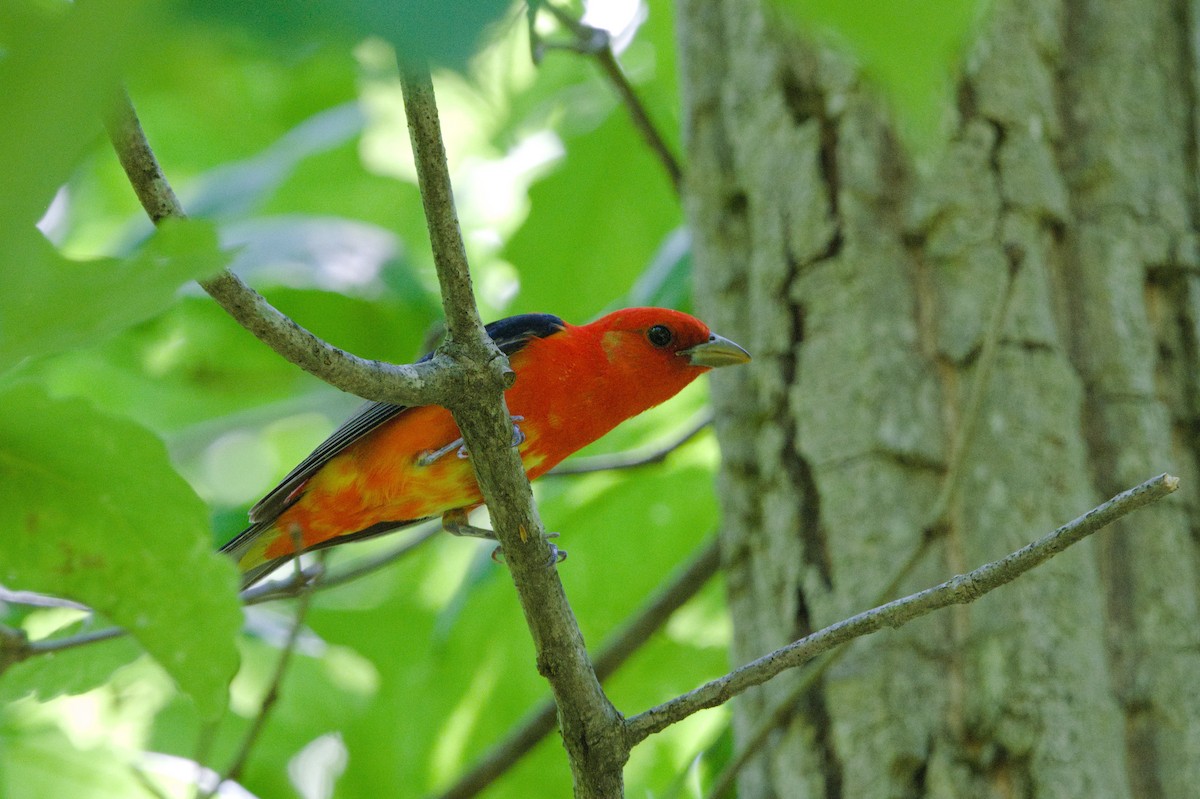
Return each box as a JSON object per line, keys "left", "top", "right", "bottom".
{"left": 104, "top": 91, "right": 447, "bottom": 408}
{"left": 0, "top": 623, "right": 125, "bottom": 674}
{"left": 399, "top": 64, "right": 626, "bottom": 799}
{"left": 435, "top": 538, "right": 721, "bottom": 799}
{"left": 208, "top": 559, "right": 316, "bottom": 796}
{"left": 924, "top": 249, "right": 1021, "bottom": 531}
{"left": 625, "top": 473, "right": 1179, "bottom": 742}
{"left": 705, "top": 258, "right": 1023, "bottom": 796}
{"left": 532, "top": 1, "right": 683, "bottom": 193}
{"left": 593, "top": 46, "right": 683, "bottom": 194}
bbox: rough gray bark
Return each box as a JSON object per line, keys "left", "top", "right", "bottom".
{"left": 677, "top": 0, "right": 1200, "bottom": 797}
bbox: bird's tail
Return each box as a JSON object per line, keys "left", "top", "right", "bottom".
{"left": 220, "top": 521, "right": 290, "bottom": 590}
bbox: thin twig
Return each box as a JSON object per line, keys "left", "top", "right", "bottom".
{"left": 400, "top": 70, "right": 503, "bottom": 373}
{"left": 547, "top": 411, "right": 712, "bottom": 476}
{"left": 592, "top": 46, "right": 682, "bottom": 193}
{"left": 103, "top": 90, "right": 449, "bottom": 409}
{"left": 924, "top": 249, "right": 1022, "bottom": 531}
{"left": 130, "top": 763, "right": 172, "bottom": 799}
{"left": 23, "top": 626, "right": 126, "bottom": 655}
{"left": 190, "top": 722, "right": 221, "bottom": 799}
{"left": 0, "top": 623, "right": 127, "bottom": 675}
{"left": 400, "top": 64, "right": 626, "bottom": 798}
{"left": 0, "top": 587, "right": 90, "bottom": 611}
{"left": 625, "top": 473, "right": 1179, "bottom": 743}
{"left": 208, "top": 559, "right": 316, "bottom": 796}
{"left": 702, "top": 538, "right": 925, "bottom": 799}
{"left": 435, "top": 537, "right": 721, "bottom": 799}
{"left": 530, "top": 1, "right": 682, "bottom": 194}
{"left": 241, "top": 523, "right": 441, "bottom": 605}
{"left": 0, "top": 526, "right": 436, "bottom": 671}
{"left": 704, "top": 258, "right": 1024, "bottom": 796}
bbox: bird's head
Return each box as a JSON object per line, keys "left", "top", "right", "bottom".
{"left": 582, "top": 307, "right": 750, "bottom": 405}
{"left": 590, "top": 306, "right": 749, "bottom": 367}
{"left": 500, "top": 307, "right": 750, "bottom": 454}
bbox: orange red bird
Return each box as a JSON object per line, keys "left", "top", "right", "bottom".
{"left": 223, "top": 308, "right": 750, "bottom": 586}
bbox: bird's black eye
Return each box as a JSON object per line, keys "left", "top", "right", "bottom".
{"left": 647, "top": 324, "right": 674, "bottom": 348}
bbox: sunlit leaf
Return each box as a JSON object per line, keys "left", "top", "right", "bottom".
{"left": 0, "top": 385, "right": 242, "bottom": 718}
{"left": 0, "top": 220, "right": 227, "bottom": 373}
{"left": 0, "top": 0, "right": 151, "bottom": 252}
{"left": 0, "top": 717, "right": 147, "bottom": 799}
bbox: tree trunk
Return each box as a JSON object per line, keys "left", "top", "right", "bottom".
{"left": 677, "top": 0, "right": 1200, "bottom": 796}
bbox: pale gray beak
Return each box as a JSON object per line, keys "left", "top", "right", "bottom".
{"left": 679, "top": 333, "right": 751, "bottom": 368}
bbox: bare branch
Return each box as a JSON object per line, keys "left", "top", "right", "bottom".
{"left": 23, "top": 626, "right": 125, "bottom": 655}
{"left": 0, "top": 621, "right": 126, "bottom": 675}
{"left": 530, "top": 1, "right": 683, "bottom": 194}
{"left": 547, "top": 411, "right": 712, "bottom": 476}
{"left": 704, "top": 529, "right": 937, "bottom": 799}
{"left": 399, "top": 64, "right": 626, "bottom": 798}
{"left": 0, "top": 587, "right": 90, "bottom": 611}
{"left": 924, "top": 246, "right": 1022, "bottom": 533}
{"left": 436, "top": 537, "right": 721, "bottom": 799}
{"left": 209, "top": 559, "right": 316, "bottom": 796}
{"left": 104, "top": 90, "right": 449, "bottom": 409}
{"left": 129, "top": 764, "right": 172, "bottom": 799}
{"left": 201, "top": 271, "right": 449, "bottom": 406}
{"left": 103, "top": 90, "right": 185, "bottom": 224}
{"left": 625, "top": 473, "right": 1179, "bottom": 743}
{"left": 592, "top": 45, "right": 683, "bottom": 194}
{"left": 241, "top": 523, "right": 441, "bottom": 605}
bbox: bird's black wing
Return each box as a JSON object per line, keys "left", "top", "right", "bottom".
{"left": 240, "top": 313, "right": 566, "bottom": 527}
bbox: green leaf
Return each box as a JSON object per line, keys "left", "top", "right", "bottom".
{"left": 0, "top": 0, "right": 151, "bottom": 248}
{"left": 0, "top": 384, "right": 242, "bottom": 718}
{"left": 20, "top": 297, "right": 311, "bottom": 435}
{"left": 0, "top": 628, "right": 142, "bottom": 706}
{"left": 0, "top": 717, "right": 146, "bottom": 799}
{"left": 0, "top": 220, "right": 228, "bottom": 372}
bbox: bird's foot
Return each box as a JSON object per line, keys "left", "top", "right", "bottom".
{"left": 490, "top": 532, "right": 566, "bottom": 568}
{"left": 443, "top": 510, "right": 564, "bottom": 566}
{"left": 441, "top": 508, "right": 496, "bottom": 540}
{"left": 417, "top": 416, "right": 526, "bottom": 467}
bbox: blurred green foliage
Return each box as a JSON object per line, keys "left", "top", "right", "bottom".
{"left": 179, "top": 0, "right": 512, "bottom": 73}
{"left": 0, "top": 384, "right": 242, "bottom": 717}
{"left": 1, "top": 0, "right": 974, "bottom": 796}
